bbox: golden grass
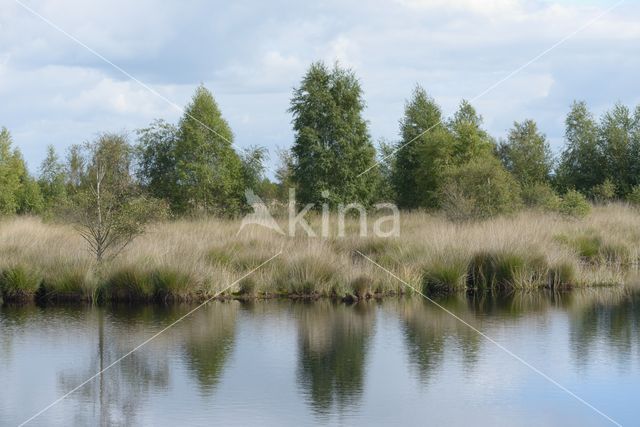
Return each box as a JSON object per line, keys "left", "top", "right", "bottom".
{"left": 1, "top": 203, "right": 640, "bottom": 302}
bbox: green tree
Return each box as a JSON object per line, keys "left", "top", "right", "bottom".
{"left": 0, "top": 127, "right": 43, "bottom": 215}
{"left": 413, "top": 127, "right": 455, "bottom": 209}
{"left": 65, "top": 133, "right": 167, "bottom": 262}
{"left": 174, "top": 85, "right": 244, "bottom": 215}
{"left": 393, "top": 85, "right": 443, "bottom": 209}
{"left": 598, "top": 103, "right": 635, "bottom": 196}
{"left": 289, "top": 62, "right": 378, "bottom": 207}
{"left": 135, "top": 119, "right": 179, "bottom": 203}
{"left": 556, "top": 101, "right": 602, "bottom": 193}
{"left": 498, "top": 119, "right": 553, "bottom": 186}
{"left": 39, "top": 145, "right": 68, "bottom": 210}
{"left": 375, "top": 138, "right": 396, "bottom": 202}
{"left": 239, "top": 145, "right": 267, "bottom": 192}
{"left": 0, "top": 127, "right": 21, "bottom": 215}
{"left": 448, "top": 100, "right": 494, "bottom": 164}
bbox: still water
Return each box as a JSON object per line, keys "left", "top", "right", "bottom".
{"left": 1, "top": 290, "right": 639, "bottom": 426}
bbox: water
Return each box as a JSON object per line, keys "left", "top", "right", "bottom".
{"left": 1, "top": 290, "right": 639, "bottom": 426}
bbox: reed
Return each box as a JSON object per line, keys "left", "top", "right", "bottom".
{"left": 1, "top": 203, "right": 639, "bottom": 303}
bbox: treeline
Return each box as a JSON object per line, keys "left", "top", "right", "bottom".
{"left": 2, "top": 61, "right": 640, "bottom": 220}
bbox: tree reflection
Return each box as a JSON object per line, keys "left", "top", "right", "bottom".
{"left": 58, "top": 306, "right": 172, "bottom": 426}
{"left": 182, "top": 301, "right": 239, "bottom": 393}
{"left": 568, "top": 288, "right": 640, "bottom": 367}
{"left": 295, "top": 301, "right": 375, "bottom": 416}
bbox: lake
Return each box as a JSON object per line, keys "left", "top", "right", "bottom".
{"left": 1, "top": 289, "right": 638, "bottom": 426}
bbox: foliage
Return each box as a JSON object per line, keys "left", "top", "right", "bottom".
{"left": 173, "top": 85, "right": 244, "bottom": 215}
{"left": 448, "top": 100, "right": 494, "bottom": 164}
{"left": 393, "top": 85, "right": 444, "bottom": 209}
{"left": 289, "top": 62, "right": 379, "bottom": 207}
{"left": 558, "top": 189, "right": 591, "bottom": 218}
{"left": 0, "top": 127, "right": 44, "bottom": 215}
{"left": 440, "top": 155, "right": 522, "bottom": 221}
{"left": 135, "top": 119, "right": 179, "bottom": 203}
{"left": 591, "top": 178, "right": 616, "bottom": 203}
{"left": 498, "top": 119, "right": 553, "bottom": 185}
{"left": 556, "top": 101, "right": 603, "bottom": 193}
{"left": 64, "top": 133, "right": 168, "bottom": 262}
{"left": 520, "top": 183, "right": 561, "bottom": 211}
{"left": 627, "top": 185, "right": 640, "bottom": 206}
{"left": 38, "top": 145, "right": 68, "bottom": 212}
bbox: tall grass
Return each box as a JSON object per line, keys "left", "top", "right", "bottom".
{"left": 1, "top": 204, "right": 640, "bottom": 303}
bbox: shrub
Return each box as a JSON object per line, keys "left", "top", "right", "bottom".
{"left": 627, "top": 185, "right": 640, "bottom": 206}
{"left": 440, "top": 156, "right": 522, "bottom": 221}
{"left": 558, "top": 190, "right": 591, "bottom": 218}
{"left": 590, "top": 179, "right": 616, "bottom": 203}
{"left": 520, "top": 183, "right": 561, "bottom": 211}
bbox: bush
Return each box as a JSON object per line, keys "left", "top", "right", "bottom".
{"left": 440, "top": 156, "right": 522, "bottom": 221}
{"left": 558, "top": 190, "right": 591, "bottom": 218}
{"left": 627, "top": 185, "right": 640, "bottom": 206}
{"left": 520, "top": 183, "right": 561, "bottom": 211}
{"left": 591, "top": 179, "right": 616, "bottom": 203}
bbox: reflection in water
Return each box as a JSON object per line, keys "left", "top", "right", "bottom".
{"left": 568, "top": 288, "right": 640, "bottom": 367}
{"left": 182, "top": 302, "right": 239, "bottom": 393}
{"left": 57, "top": 307, "right": 171, "bottom": 426}
{"left": 396, "top": 296, "right": 482, "bottom": 383}
{"left": 3, "top": 289, "right": 640, "bottom": 426}
{"left": 295, "top": 301, "right": 375, "bottom": 416}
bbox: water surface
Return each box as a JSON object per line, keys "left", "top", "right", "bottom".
{"left": 1, "top": 290, "right": 639, "bottom": 426}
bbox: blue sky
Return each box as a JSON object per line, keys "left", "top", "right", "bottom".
{"left": 1, "top": 0, "right": 638, "bottom": 176}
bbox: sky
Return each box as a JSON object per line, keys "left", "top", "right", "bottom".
{"left": 1, "top": 0, "right": 638, "bottom": 177}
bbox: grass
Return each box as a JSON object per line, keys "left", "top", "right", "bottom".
{"left": 1, "top": 203, "right": 640, "bottom": 303}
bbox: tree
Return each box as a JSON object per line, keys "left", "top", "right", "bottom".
{"left": 498, "top": 119, "right": 553, "bottom": 186}
{"left": 413, "top": 127, "right": 455, "bottom": 209}
{"left": 448, "top": 100, "right": 494, "bottom": 164}
{"left": 375, "top": 138, "right": 396, "bottom": 202}
{"left": 556, "top": 101, "right": 602, "bottom": 193}
{"left": 135, "top": 119, "right": 179, "bottom": 204}
{"left": 0, "top": 127, "right": 43, "bottom": 215}
{"left": 393, "top": 85, "right": 444, "bottom": 209}
{"left": 0, "top": 128, "right": 22, "bottom": 215}
{"left": 274, "top": 148, "right": 294, "bottom": 202}
{"left": 598, "top": 103, "right": 635, "bottom": 196}
{"left": 289, "top": 62, "right": 378, "bottom": 207}
{"left": 66, "top": 133, "right": 166, "bottom": 262}
{"left": 39, "top": 145, "right": 68, "bottom": 211}
{"left": 240, "top": 145, "right": 267, "bottom": 192}
{"left": 173, "top": 85, "right": 244, "bottom": 215}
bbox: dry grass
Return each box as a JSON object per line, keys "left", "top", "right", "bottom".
{"left": 1, "top": 203, "right": 640, "bottom": 302}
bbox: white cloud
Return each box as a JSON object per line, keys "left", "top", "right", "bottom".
{"left": 0, "top": 0, "right": 637, "bottom": 175}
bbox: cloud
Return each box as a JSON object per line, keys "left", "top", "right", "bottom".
{"left": 1, "top": 0, "right": 638, "bottom": 175}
